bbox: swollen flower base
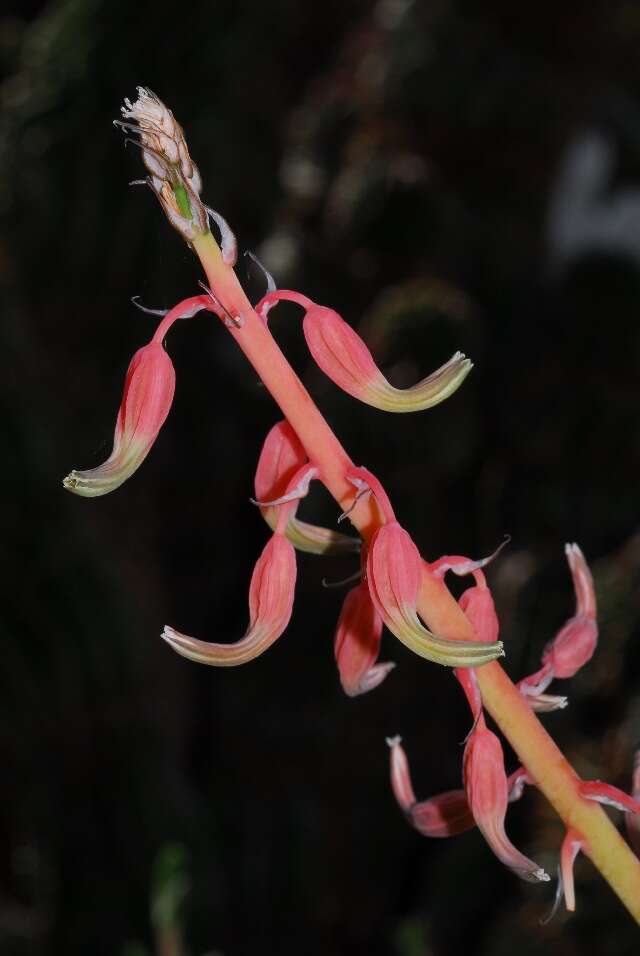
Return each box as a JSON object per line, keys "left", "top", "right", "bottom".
{"left": 64, "top": 88, "right": 640, "bottom": 923}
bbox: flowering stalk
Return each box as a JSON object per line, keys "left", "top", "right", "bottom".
{"left": 190, "top": 224, "right": 640, "bottom": 921}
{"left": 66, "top": 91, "right": 640, "bottom": 922}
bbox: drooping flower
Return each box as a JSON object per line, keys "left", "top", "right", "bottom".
{"left": 63, "top": 296, "right": 208, "bottom": 498}
{"left": 386, "top": 736, "right": 533, "bottom": 839}
{"left": 463, "top": 715, "right": 549, "bottom": 883}
{"left": 254, "top": 420, "right": 360, "bottom": 555}
{"left": 387, "top": 735, "right": 475, "bottom": 837}
{"left": 334, "top": 581, "right": 394, "bottom": 697}
{"left": 427, "top": 549, "right": 506, "bottom": 718}
{"left": 255, "top": 290, "right": 472, "bottom": 413}
{"left": 361, "top": 478, "right": 504, "bottom": 669}
{"left": 162, "top": 530, "right": 296, "bottom": 666}
{"left": 542, "top": 543, "right": 598, "bottom": 677}
{"left": 519, "top": 543, "right": 597, "bottom": 710}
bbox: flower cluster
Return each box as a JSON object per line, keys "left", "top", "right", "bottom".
{"left": 387, "top": 545, "right": 640, "bottom": 912}
{"left": 63, "top": 90, "right": 640, "bottom": 922}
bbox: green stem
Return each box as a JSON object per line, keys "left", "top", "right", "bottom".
{"left": 193, "top": 229, "right": 640, "bottom": 923}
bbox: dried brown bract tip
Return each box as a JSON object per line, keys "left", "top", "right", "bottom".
{"left": 117, "top": 87, "right": 207, "bottom": 242}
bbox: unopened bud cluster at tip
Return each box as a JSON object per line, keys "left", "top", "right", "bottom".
{"left": 118, "top": 88, "right": 207, "bottom": 242}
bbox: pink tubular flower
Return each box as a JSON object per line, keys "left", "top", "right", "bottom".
{"left": 463, "top": 716, "right": 549, "bottom": 883}
{"left": 518, "top": 543, "right": 597, "bottom": 709}
{"left": 161, "top": 531, "right": 296, "bottom": 666}
{"left": 254, "top": 421, "right": 359, "bottom": 556}
{"left": 256, "top": 290, "right": 472, "bottom": 413}
{"left": 387, "top": 736, "right": 475, "bottom": 837}
{"left": 386, "top": 737, "right": 532, "bottom": 839}
{"left": 367, "top": 521, "right": 504, "bottom": 668}
{"left": 64, "top": 296, "right": 209, "bottom": 497}
{"left": 542, "top": 543, "right": 597, "bottom": 678}
{"left": 334, "top": 581, "right": 394, "bottom": 697}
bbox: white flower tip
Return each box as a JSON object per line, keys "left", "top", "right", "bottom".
{"left": 386, "top": 735, "right": 402, "bottom": 749}
{"left": 534, "top": 868, "right": 551, "bottom": 883}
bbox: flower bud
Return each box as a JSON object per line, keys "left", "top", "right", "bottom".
{"left": 541, "top": 544, "right": 598, "bottom": 678}
{"left": 334, "top": 583, "right": 393, "bottom": 697}
{"left": 519, "top": 544, "right": 597, "bottom": 708}
{"left": 255, "top": 421, "right": 359, "bottom": 555}
{"left": 463, "top": 717, "right": 550, "bottom": 882}
{"left": 367, "top": 523, "right": 504, "bottom": 668}
{"left": 64, "top": 340, "right": 175, "bottom": 497}
{"left": 458, "top": 581, "right": 499, "bottom": 645}
{"left": 119, "top": 88, "right": 207, "bottom": 242}
{"left": 162, "top": 532, "right": 296, "bottom": 666}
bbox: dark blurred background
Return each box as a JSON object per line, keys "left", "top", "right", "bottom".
{"left": 2, "top": 0, "right": 640, "bottom": 953}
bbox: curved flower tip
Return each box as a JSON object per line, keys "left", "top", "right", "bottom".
{"left": 560, "top": 829, "right": 584, "bottom": 913}
{"left": 464, "top": 719, "right": 550, "bottom": 883}
{"left": 526, "top": 692, "right": 569, "bottom": 712}
{"left": 64, "top": 340, "right": 175, "bottom": 497}
{"left": 565, "top": 542, "right": 596, "bottom": 618}
{"left": 626, "top": 751, "right": 640, "bottom": 854}
{"left": 334, "top": 583, "right": 393, "bottom": 697}
{"left": 302, "top": 303, "right": 472, "bottom": 412}
{"left": 162, "top": 533, "right": 296, "bottom": 666}
{"left": 277, "top": 517, "right": 361, "bottom": 556}
{"left": 386, "top": 736, "right": 417, "bottom": 812}
{"left": 542, "top": 544, "right": 598, "bottom": 679}
{"left": 579, "top": 779, "right": 640, "bottom": 814}
{"left": 367, "top": 523, "right": 504, "bottom": 668}
{"left": 541, "top": 829, "right": 585, "bottom": 924}
{"left": 507, "top": 767, "right": 535, "bottom": 803}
